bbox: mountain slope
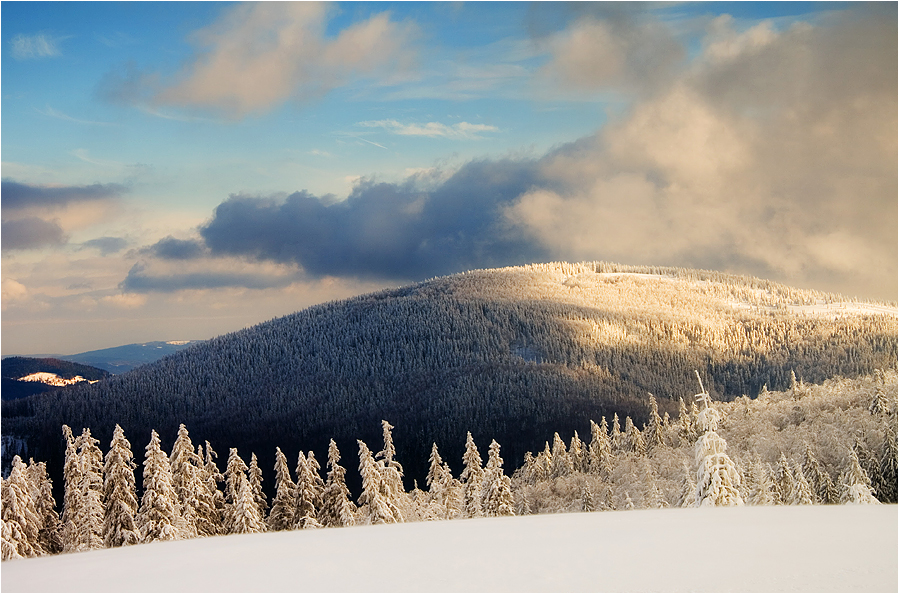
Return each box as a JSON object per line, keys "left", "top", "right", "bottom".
{"left": 2, "top": 506, "right": 896, "bottom": 592}
{"left": 3, "top": 262, "right": 895, "bottom": 492}
{"left": 62, "top": 340, "right": 204, "bottom": 374}
{"left": 0, "top": 357, "right": 111, "bottom": 401}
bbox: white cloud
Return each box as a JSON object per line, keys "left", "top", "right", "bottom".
{"left": 36, "top": 106, "right": 116, "bottom": 126}
{"left": 154, "top": 3, "right": 417, "bottom": 117}
{"left": 357, "top": 119, "right": 499, "bottom": 139}
{"left": 10, "top": 33, "right": 62, "bottom": 60}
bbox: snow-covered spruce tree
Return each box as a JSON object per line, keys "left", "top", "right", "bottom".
{"left": 376, "top": 421, "right": 410, "bottom": 520}
{"left": 60, "top": 425, "right": 80, "bottom": 551}
{"left": 802, "top": 445, "right": 838, "bottom": 505}
{"left": 460, "top": 432, "right": 485, "bottom": 518}
{"left": 610, "top": 414, "right": 623, "bottom": 452}
{"left": 136, "top": 430, "right": 182, "bottom": 543}
{"left": 774, "top": 454, "right": 796, "bottom": 505}
{"left": 550, "top": 433, "right": 573, "bottom": 478}
{"left": 1, "top": 457, "right": 43, "bottom": 559}
{"left": 293, "top": 451, "right": 323, "bottom": 529}
{"left": 248, "top": 453, "right": 268, "bottom": 521}
{"left": 644, "top": 394, "right": 664, "bottom": 453}
{"left": 71, "top": 428, "right": 105, "bottom": 551}
{"left": 356, "top": 440, "right": 399, "bottom": 525}
{"left": 875, "top": 421, "right": 897, "bottom": 503}
{"left": 224, "top": 447, "right": 248, "bottom": 508}
{"left": 569, "top": 431, "right": 586, "bottom": 474}
{"left": 320, "top": 439, "right": 356, "bottom": 528}
{"left": 743, "top": 457, "right": 776, "bottom": 506}
{"left": 426, "top": 443, "right": 457, "bottom": 520}
{"left": 482, "top": 440, "right": 514, "bottom": 517}
{"left": 267, "top": 447, "right": 297, "bottom": 531}
{"left": 677, "top": 397, "right": 696, "bottom": 446}
{"left": 677, "top": 462, "right": 697, "bottom": 508}
{"left": 624, "top": 417, "right": 646, "bottom": 457}
{"left": 535, "top": 442, "right": 553, "bottom": 482}
{"left": 102, "top": 424, "right": 139, "bottom": 548}
{"left": 791, "top": 461, "right": 814, "bottom": 505}
{"left": 588, "top": 418, "right": 613, "bottom": 479}
{"left": 693, "top": 373, "right": 743, "bottom": 507}
{"left": 223, "top": 471, "right": 266, "bottom": 534}
{"left": 25, "top": 460, "right": 61, "bottom": 554}
{"left": 839, "top": 448, "right": 880, "bottom": 505}
{"left": 169, "top": 424, "right": 203, "bottom": 539}
{"left": 201, "top": 441, "right": 226, "bottom": 534}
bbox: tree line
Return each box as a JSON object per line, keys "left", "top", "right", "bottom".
{"left": 3, "top": 369, "right": 895, "bottom": 561}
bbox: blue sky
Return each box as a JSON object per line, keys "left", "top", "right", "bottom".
{"left": 2, "top": 1, "right": 896, "bottom": 355}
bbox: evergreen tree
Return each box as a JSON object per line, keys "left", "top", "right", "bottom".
{"left": 611, "top": 414, "right": 623, "bottom": 452}
{"left": 356, "top": 440, "right": 399, "bottom": 525}
{"left": 791, "top": 461, "right": 814, "bottom": 505}
{"left": 248, "top": 453, "right": 268, "bottom": 521}
{"left": 169, "top": 424, "right": 203, "bottom": 539}
{"left": 550, "top": 433, "right": 573, "bottom": 478}
{"left": 201, "top": 441, "right": 225, "bottom": 535}
{"left": 745, "top": 458, "right": 776, "bottom": 506}
{"left": 482, "top": 439, "right": 514, "bottom": 517}
{"left": 774, "top": 454, "right": 796, "bottom": 505}
{"left": 224, "top": 472, "right": 267, "bottom": 534}
{"left": 460, "top": 432, "right": 485, "bottom": 518}
{"left": 840, "top": 448, "right": 880, "bottom": 504}
{"left": 375, "top": 421, "right": 409, "bottom": 520}
{"left": 102, "top": 424, "right": 139, "bottom": 548}
{"left": 588, "top": 418, "right": 613, "bottom": 478}
{"left": 267, "top": 447, "right": 297, "bottom": 531}
{"left": 426, "top": 443, "right": 454, "bottom": 519}
{"left": 677, "top": 397, "right": 696, "bottom": 445}
{"left": 678, "top": 462, "right": 697, "bottom": 508}
{"left": 136, "top": 430, "right": 182, "bottom": 543}
{"left": 875, "top": 421, "right": 897, "bottom": 503}
{"left": 60, "top": 425, "right": 80, "bottom": 551}
{"left": 0, "top": 457, "right": 43, "bottom": 558}
{"left": 320, "top": 440, "right": 356, "bottom": 528}
{"left": 693, "top": 373, "right": 743, "bottom": 507}
{"left": 624, "top": 416, "right": 646, "bottom": 457}
{"left": 802, "top": 445, "right": 837, "bottom": 504}
{"left": 568, "top": 431, "right": 586, "bottom": 474}
{"left": 644, "top": 393, "right": 664, "bottom": 452}
{"left": 293, "top": 452, "right": 322, "bottom": 529}
{"left": 24, "top": 460, "right": 61, "bottom": 554}
{"left": 71, "top": 428, "right": 105, "bottom": 551}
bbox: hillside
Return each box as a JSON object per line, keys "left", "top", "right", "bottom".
{"left": 2, "top": 506, "right": 896, "bottom": 592}
{"left": 0, "top": 357, "right": 111, "bottom": 401}
{"left": 62, "top": 340, "right": 204, "bottom": 374}
{"left": 2, "top": 262, "right": 895, "bottom": 493}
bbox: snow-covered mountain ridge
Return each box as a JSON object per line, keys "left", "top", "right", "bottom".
{"left": 2, "top": 261, "right": 895, "bottom": 496}
{"left": 3, "top": 505, "right": 895, "bottom": 592}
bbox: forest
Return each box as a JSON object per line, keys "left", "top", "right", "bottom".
{"left": 2, "top": 369, "right": 896, "bottom": 560}
{"left": 2, "top": 262, "right": 896, "bottom": 506}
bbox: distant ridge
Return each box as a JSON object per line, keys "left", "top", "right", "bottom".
{"left": 3, "top": 262, "right": 895, "bottom": 495}
{"left": 62, "top": 340, "right": 204, "bottom": 374}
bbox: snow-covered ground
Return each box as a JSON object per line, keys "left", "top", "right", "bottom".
{"left": 16, "top": 372, "right": 97, "bottom": 386}
{"left": 3, "top": 505, "right": 895, "bottom": 592}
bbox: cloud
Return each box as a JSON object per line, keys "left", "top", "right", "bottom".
{"left": 1, "top": 179, "right": 127, "bottom": 211}
{"left": 80, "top": 236, "right": 128, "bottom": 256}
{"left": 135, "top": 3, "right": 417, "bottom": 118}
{"left": 356, "top": 120, "right": 499, "bottom": 139}
{"left": 10, "top": 33, "right": 62, "bottom": 60}
{"left": 35, "top": 106, "right": 116, "bottom": 126}
{"left": 195, "top": 159, "right": 548, "bottom": 280}
{"left": 1, "top": 279, "right": 29, "bottom": 308}
{"left": 120, "top": 260, "right": 304, "bottom": 293}
{"left": 143, "top": 236, "right": 206, "bottom": 260}
{"left": 1, "top": 217, "right": 67, "bottom": 250}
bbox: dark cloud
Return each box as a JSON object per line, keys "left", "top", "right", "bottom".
{"left": 81, "top": 236, "right": 128, "bottom": 256}
{"left": 2, "top": 217, "right": 67, "bottom": 250}
{"left": 198, "top": 159, "right": 551, "bottom": 280}
{"left": 1, "top": 179, "right": 127, "bottom": 210}
{"left": 120, "top": 262, "right": 301, "bottom": 293}
{"left": 144, "top": 236, "right": 206, "bottom": 260}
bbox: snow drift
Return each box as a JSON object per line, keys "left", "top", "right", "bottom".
{"left": 3, "top": 505, "right": 896, "bottom": 592}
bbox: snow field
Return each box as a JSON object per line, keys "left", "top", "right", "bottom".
{"left": 3, "top": 504, "right": 895, "bottom": 592}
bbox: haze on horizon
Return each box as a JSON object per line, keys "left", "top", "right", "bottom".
{"left": 2, "top": 1, "right": 896, "bottom": 356}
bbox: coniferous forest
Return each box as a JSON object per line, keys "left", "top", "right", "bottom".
{"left": 1, "top": 262, "right": 896, "bottom": 559}
{"left": 2, "top": 369, "right": 895, "bottom": 560}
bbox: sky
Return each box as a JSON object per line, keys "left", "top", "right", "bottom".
{"left": 2, "top": 1, "right": 896, "bottom": 356}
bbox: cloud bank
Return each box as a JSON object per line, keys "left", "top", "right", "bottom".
{"left": 130, "top": 9, "right": 896, "bottom": 301}
{"left": 9, "top": 33, "right": 62, "bottom": 60}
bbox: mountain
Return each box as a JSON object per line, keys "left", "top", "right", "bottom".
{"left": 2, "top": 262, "right": 895, "bottom": 495}
{"left": 0, "top": 357, "right": 111, "bottom": 401}
{"left": 62, "top": 340, "right": 204, "bottom": 374}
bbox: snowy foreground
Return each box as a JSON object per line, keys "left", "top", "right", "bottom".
{"left": 3, "top": 505, "right": 896, "bottom": 593}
